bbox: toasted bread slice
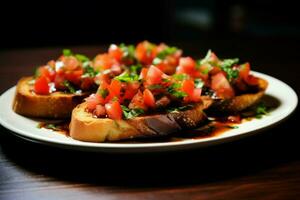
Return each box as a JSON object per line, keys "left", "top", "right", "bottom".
{"left": 69, "top": 97, "right": 212, "bottom": 142}
{"left": 210, "top": 77, "right": 268, "bottom": 113}
{"left": 13, "top": 76, "right": 90, "bottom": 119}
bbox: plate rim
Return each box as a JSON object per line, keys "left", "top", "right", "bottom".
{"left": 0, "top": 71, "right": 298, "bottom": 152}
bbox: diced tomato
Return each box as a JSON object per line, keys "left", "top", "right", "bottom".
{"left": 108, "top": 44, "right": 123, "bottom": 62}
{"left": 34, "top": 76, "right": 50, "bottom": 95}
{"left": 39, "top": 66, "right": 55, "bottom": 82}
{"left": 81, "top": 77, "right": 94, "bottom": 91}
{"left": 94, "top": 104, "right": 106, "bottom": 117}
{"left": 179, "top": 57, "right": 196, "bottom": 73}
{"left": 105, "top": 101, "right": 122, "bottom": 120}
{"left": 95, "top": 73, "right": 110, "bottom": 85}
{"left": 239, "top": 62, "right": 250, "bottom": 80}
{"left": 123, "top": 82, "right": 140, "bottom": 100}
{"left": 110, "top": 64, "right": 122, "bottom": 75}
{"left": 245, "top": 75, "right": 259, "bottom": 85}
{"left": 54, "top": 73, "right": 66, "bottom": 90}
{"left": 86, "top": 94, "right": 104, "bottom": 111}
{"left": 146, "top": 65, "right": 164, "bottom": 85}
{"left": 64, "top": 69, "right": 83, "bottom": 85}
{"left": 93, "top": 53, "right": 116, "bottom": 70}
{"left": 61, "top": 56, "right": 80, "bottom": 71}
{"left": 109, "top": 79, "right": 121, "bottom": 96}
{"left": 129, "top": 90, "right": 147, "bottom": 110}
{"left": 143, "top": 89, "right": 155, "bottom": 108}
{"left": 192, "top": 88, "right": 202, "bottom": 102}
{"left": 211, "top": 72, "right": 235, "bottom": 99}
{"left": 208, "top": 52, "right": 219, "bottom": 64}
{"left": 181, "top": 80, "right": 194, "bottom": 97}
{"left": 209, "top": 66, "right": 222, "bottom": 75}
{"left": 139, "top": 68, "right": 148, "bottom": 80}
{"left": 135, "top": 41, "right": 157, "bottom": 65}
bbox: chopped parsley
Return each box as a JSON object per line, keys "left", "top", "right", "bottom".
{"left": 130, "top": 64, "right": 142, "bottom": 74}
{"left": 114, "top": 72, "right": 139, "bottom": 83}
{"left": 221, "top": 58, "right": 239, "bottom": 81}
{"left": 75, "top": 54, "right": 90, "bottom": 62}
{"left": 172, "top": 73, "right": 189, "bottom": 81}
{"left": 121, "top": 105, "right": 145, "bottom": 119}
{"left": 45, "top": 124, "right": 59, "bottom": 131}
{"left": 156, "top": 46, "right": 178, "bottom": 59}
{"left": 63, "top": 49, "right": 73, "bottom": 56}
{"left": 255, "top": 102, "right": 268, "bottom": 119}
{"left": 119, "top": 43, "right": 135, "bottom": 60}
{"left": 82, "top": 63, "right": 98, "bottom": 78}
{"left": 167, "top": 83, "right": 187, "bottom": 98}
{"left": 63, "top": 80, "right": 76, "bottom": 93}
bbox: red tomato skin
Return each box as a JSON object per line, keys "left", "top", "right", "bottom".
{"left": 105, "top": 101, "right": 122, "bottom": 120}
{"left": 135, "top": 41, "right": 157, "bottom": 65}
{"left": 86, "top": 94, "right": 104, "bottom": 111}
{"left": 211, "top": 72, "right": 235, "bottom": 99}
{"left": 129, "top": 90, "right": 147, "bottom": 110}
{"left": 108, "top": 44, "right": 123, "bottom": 61}
{"left": 182, "top": 80, "right": 195, "bottom": 97}
{"left": 146, "top": 65, "right": 163, "bottom": 85}
{"left": 34, "top": 76, "right": 50, "bottom": 95}
{"left": 179, "top": 57, "right": 196, "bottom": 73}
{"left": 39, "top": 66, "right": 56, "bottom": 82}
{"left": 139, "top": 68, "right": 148, "bottom": 80}
{"left": 192, "top": 88, "right": 202, "bottom": 102}
{"left": 239, "top": 62, "right": 250, "bottom": 80}
{"left": 143, "top": 89, "right": 156, "bottom": 108}
{"left": 94, "top": 105, "right": 106, "bottom": 117}
{"left": 93, "top": 53, "right": 116, "bottom": 70}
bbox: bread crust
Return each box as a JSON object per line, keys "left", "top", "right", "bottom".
{"left": 13, "top": 77, "right": 90, "bottom": 119}
{"left": 69, "top": 97, "right": 212, "bottom": 142}
{"left": 210, "top": 78, "right": 268, "bottom": 113}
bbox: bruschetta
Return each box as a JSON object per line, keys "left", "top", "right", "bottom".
{"left": 69, "top": 65, "right": 212, "bottom": 142}
{"left": 13, "top": 50, "right": 98, "bottom": 118}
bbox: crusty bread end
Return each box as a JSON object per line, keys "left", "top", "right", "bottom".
{"left": 13, "top": 76, "right": 90, "bottom": 119}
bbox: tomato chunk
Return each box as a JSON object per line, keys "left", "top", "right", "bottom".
{"left": 105, "top": 101, "right": 122, "bottom": 120}
{"left": 108, "top": 44, "right": 123, "bottom": 62}
{"left": 135, "top": 41, "right": 157, "bottom": 65}
{"left": 143, "top": 89, "right": 155, "bottom": 108}
{"left": 181, "top": 80, "right": 194, "bottom": 97}
{"left": 34, "top": 76, "right": 50, "bottom": 95}
{"left": 179, "top": 57, "right": 196, "bottom": 73}
{"left": 146, "top": 65, "right": 164, "bottom": 85}
{"left": 211, "top": 72, "right": 235, "bottom": 99}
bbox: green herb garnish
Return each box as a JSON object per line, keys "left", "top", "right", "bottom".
{"left": 63, "top": 49, "right": 73, "bottom": 56}
{"left": 130, "top": 64, "right": 142, "bottom": 74}
{"left": 221, "top": 58, "right": 239, "bottom": 81}
{"left": 75, "top": 54, "right": 90, "bottom": 62}
{"left": 121, "top": 105, "right": 145, "bottom": 119}
{"left": 82, "top": 64, "right": 98, "bottom": 78}
{"left": 167, "top": 83, "right": 187, "bottom": 98}
{"left": 63, "top": 80, "right": 76, "bottom": 93}
{"left": 115, "top": 72, "right": 139, "bottom": 83}
{"left": 156, "top": 46, "right": 178, "bottom": 59}
{"left": 119, "top": 43, "right": 135, "bottom": 60}
{"left": 46, "top": 124, "right": 59, "bottom": 131}
{"left": 255, "top": 102, "right": 268, "bottom": 118}
{"left": 172, "top": 74, "right": 189, "bottom": 81}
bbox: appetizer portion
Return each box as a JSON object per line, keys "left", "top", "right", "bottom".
{"left": 13, "top": 50, "right": 98, "bottom": 118}
{"left": 70, "top": 65, "right": 212, "bottom": 142}
{"left": 176, "top": 50, "right": 268, "bottom": 112}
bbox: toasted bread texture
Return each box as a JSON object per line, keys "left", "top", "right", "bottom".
{"left": 69, "top": 97, "right": 212, "bottom": 142}
{"left": 13, "top": 76, "right": 90, "bottom": 119}
{"left": 210, "top": 77, "right": 268, "bottom": 113}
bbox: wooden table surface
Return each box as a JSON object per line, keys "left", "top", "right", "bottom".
{"left": 0, "top": 39, "right": 299, "bottom": 200}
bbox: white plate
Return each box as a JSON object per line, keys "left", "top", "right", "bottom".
{"left": 0, "top": 72, "right": 298, "bottom": 153}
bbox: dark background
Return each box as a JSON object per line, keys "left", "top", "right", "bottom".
{"left": 1, "top": 0, "right": 300, "bottom": 49}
